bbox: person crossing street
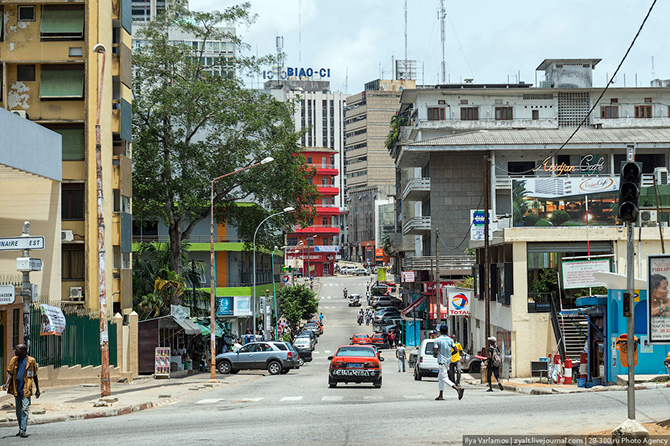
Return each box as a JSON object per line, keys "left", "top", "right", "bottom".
{"left": 433, "top": 325, "right": 464, "bottom": 401}
{"left": 3, "top": 344, "right": 40, "bottom": 438}
{"left": 396, "top": 343, "right": 406, "bottom": 372}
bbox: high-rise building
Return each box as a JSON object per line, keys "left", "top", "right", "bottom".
{"left": 345, "top": 78, "right": 415, "bottom": 263}
{"left": 0, "top": 1, "right": 134, "bottom": 314}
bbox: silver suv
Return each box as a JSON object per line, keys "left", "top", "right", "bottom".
{"left": 216, "top": 341, "right": 301, "bottom": 375}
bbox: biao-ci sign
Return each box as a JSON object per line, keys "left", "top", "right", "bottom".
{"left": 263, "top": 67, "right": 331, "bottom": 80}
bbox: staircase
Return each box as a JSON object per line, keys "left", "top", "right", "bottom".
{"left": 558, "top": 314, "right": 588, "bottom": 362}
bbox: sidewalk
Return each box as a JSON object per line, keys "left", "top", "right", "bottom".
{"left": 0, "top": 371, "right": 260, "bottom": 428}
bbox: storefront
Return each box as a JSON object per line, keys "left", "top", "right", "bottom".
{"left": 138, "top": 316, "right": 202, "bottom": 375}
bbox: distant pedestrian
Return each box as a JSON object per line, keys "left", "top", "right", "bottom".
{"left": 319, "top": 313, "right": 324, "bottom": 324}
{"left": 486, "top": 336, "right": 504, "bottom": 392}
{"left": 433, "top": 324, "right": 463, "bottom": 401}
{"left": 388, "top": 330, "right": 395, "bottom": 348}
{"left": 449, "top": 336, "right": 464, "bottom": 386}
{"left": 396, "top": 343, "right": 407, "bottom": 372}
{"left": 3, "top": 344, "right": 40, "bottom": 438}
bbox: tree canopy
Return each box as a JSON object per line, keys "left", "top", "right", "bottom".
{"left": 276, "top": 284, "right": 319, "bottom": 334}
{"left": 132, "top": 1, "right": 318, "bottom": 274}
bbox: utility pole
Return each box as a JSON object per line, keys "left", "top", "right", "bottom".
{"left": 483, "top": 155, "right": 491, "bottom": 343}
{"left": 20, "top": 222, "right": 33, "bottom": 354}
{"left": 435, "top": 228, "right": 441, "bottom": 327}
{"left": 93, "top": 43, "right": 110, "bottom": 398}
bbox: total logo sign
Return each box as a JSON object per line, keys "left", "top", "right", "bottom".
{"left": 448, "top": 290, "right": 471, "bottom": 316}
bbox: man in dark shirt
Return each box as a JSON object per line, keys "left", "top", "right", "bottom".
{"left": 3, "top": 344, "right": 40, "bottom": 437}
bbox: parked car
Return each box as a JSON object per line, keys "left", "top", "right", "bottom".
{"left": 293, "top": 335, "right": 315, "bottom": 351}
{"left": 370, "top": 295, "right": 401, "bottom": 309}
{"left": 298, "top": 329, "right": 318, "bottom": 345}
{"left": 307, "top": 319, "right": 324, "bottom": 334}
{"left": 293, "top": 346, "right": 313, "bottom": 367}
{"left": 373, "top": 307, "right": 401, "bottom": 322}
{"left": 303, "top": 321, "right": 322, "bottom": 336}
{"left": 350, "top": 333, "right": 372, "bottom": 345}
{"left": 353, "top": 267, "right": 369, "bottom": 276}
{"left": 374, "top": 316, "right": 403, "bottom": 329}
{"left": 339, "top": 265, "right": 356, "bottom": 275}
{"left": 461, "top": 352, "right": 483, "bottom": 373}
{"left": 328, "top": 345, "right": 384, "bottom": 388}
{"left": 413, "top": 339, "right": 439, "bottom": 381}
{"left": 370, "top": 332, "right": 388, "bottom": 349}
{"left": 216, "top": 341, "right": 301, "bottom": 375}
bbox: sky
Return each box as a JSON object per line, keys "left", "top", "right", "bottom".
{"left": 189, "top": 0, "right": 670, "bottom": 95}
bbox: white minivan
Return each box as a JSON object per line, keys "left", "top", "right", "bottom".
{"left": 413, "top": 338, "right": 439, "bottom": 380}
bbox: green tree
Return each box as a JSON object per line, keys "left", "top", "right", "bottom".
{"left": 132, "top": 1, "right": 318, "bottom": 275}
{"left": 277, "top": 284, "right": 319, "bottom": 334}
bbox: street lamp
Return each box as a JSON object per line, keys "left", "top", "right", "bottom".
{"left": 209, "top": 156, "right": 273, "bottom": 381}
{"left": 306, "top": 235, "right": 317, "bottom": 280}
{"left": 271, "top": 245, "right": 288, "bottom": 340}
{"left": 253, "top": 207, "right": 295, "bottom": 340}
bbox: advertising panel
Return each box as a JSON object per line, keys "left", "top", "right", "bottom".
{"left": 561, "top": 259, "right": 612, "bottom": 289}
{"left": 216, "top": 296, "right": 234, "bottom": 316}
{"left": 377, "top": 267, "right": 387, "bottom": 282}
{"left": 470, "top": 210, "right": 492, "bottom": 241}
{"left": 234, "top": 296, "right": 252, "bottom": 317}
{"left": 448, "top": 289, "right": 471, "bottom": 316}
{"left": 648, "top": 254, "right": 670, "bottom": 343}
{"left": 512, "top": 176, "right": 619, "bottom": 227}
{"left": 39, "top": 304, "right": 66, "bottom": 335}
{"left": 401, "top": 271, "right": 415, "bottom": 283}
{"left": 155, "top": 347, "right": 170, "bottom": 378}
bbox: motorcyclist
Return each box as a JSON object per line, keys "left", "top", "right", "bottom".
{"left": 343, "top": 288, "right": 348, "bottom": 298}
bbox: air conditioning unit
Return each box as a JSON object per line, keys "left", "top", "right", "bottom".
{"left": 61, "top": 230, "right": 74, "bottom": 242}
{"left": 640, "top": 210, "right": 658, "bottom": 227}
{"left": 654, "top": 167, "right": 669, "bottom": 186}
{"left": 69, "top": 286, "right": 83, "bottom": 300}
{"left": 11, "top": 110, "right": 27, "bottom": 119}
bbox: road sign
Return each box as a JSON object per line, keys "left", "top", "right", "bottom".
{"left": 17, "top": 257, "right": 42, "bottom": 272}
{"left": 0, "top": 285, "right": 16, "bottom": 305}
{"left": 0, "top": 236, "right": 45, "bottom": 251}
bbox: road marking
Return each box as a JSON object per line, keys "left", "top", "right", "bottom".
{"left": 324, "top": 350, "right": 332, "bottom": 353}
{"left": 363, "top": 395, "right": 383, "bottom": 401}
{"left": 322, "top": 395, "right": 343, "bottom": 401}
{"left": 195, "top": 398, "right": 224, "bottom": 404}
{"left": 280, "top": 396, "right": 304, "bottom": 402}
{"left": 403, "top": 395, "right": 426, "bottom": 400}
{"left": 232, "top": 397, "right": 263, "bottom": 403}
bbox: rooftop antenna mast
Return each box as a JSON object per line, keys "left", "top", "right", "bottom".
{"left": 404, "top": 0, "right": 408, "bottom": 80}
{"left": 438, "top": 0, "right": 446, "bottom": 84}
{"left": 651, "top": 56, "right": 655, "bottom": 80}
{"left": 298, "top": 0, "right": 302, "bottom": 70}
{"left": 276, "top": 35, "right": 284, "bottom": 81}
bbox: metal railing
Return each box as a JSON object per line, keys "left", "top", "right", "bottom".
{"left": 402, "top": 255, "right": 475, "bottom": 271}
{"left": 402, "top": 177, "right": 430, "bottom": 201}
{"left": 402, "top": 216, "right": 431, "bottom": 235}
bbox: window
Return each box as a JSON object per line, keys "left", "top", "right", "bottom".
{"left": 49, "top": 126, "right": 84, "bottom": 160}
{"left": 41, "top": 6, "right": 84, "bottom": 40}
{"left": 13, "top": 309, "right": 20, "bottom": 347}
{"left": 644, "top": 97, "right": 652, "bottom": 103}
{"left": 287, "top": 237, "right": 298, "bottom": 246}
{"left": 495, "top": 107, "right": 513, "bottom": 120}
{"left": 306, "top": 156, "right": 312, "bottom": 164}
{"left": 0, "top": 6, "right": 4, "bottom": 42}
{"left": 18, "top": 6, "right": 36, "bottom": 21}
{"left": 600, "top": 106, "right": 618, "bottom": 119}
{"left": 40, "top": 66, "right": 84, "bottom": 99}
{"left": 460, "top": 107, "right": 479, "bottom": 121}
{"left": 62, "top": 244, "right": 85, "bottom": 280}
{"left": 62, "top": 183, "right": 84, "bottom": 220}
{"left": 322, "top": 218, "right": 328, "bottom": 226}
{"left": 17, "top": 65, "right": 36, "bottom": 82}
{"left": 532, "top": 110, "right": 539, "bottom": 120}
{"left": 507, "top": 161, "right": 535, "bottom": 176}
{"left": 427, "top": 107, "right": 445, "bottom": 121}
{"left": 635, "top": 105, "right": 652, "bottom": 118}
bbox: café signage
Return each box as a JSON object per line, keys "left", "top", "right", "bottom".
{"left": 533, "top": 154, "right": 606, "bottom": 176}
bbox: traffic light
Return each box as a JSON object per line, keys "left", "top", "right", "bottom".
{"left": 617, "top": 161, "right": 642, "bottom": 224}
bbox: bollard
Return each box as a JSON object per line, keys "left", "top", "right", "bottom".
{"left": 579, "top": 352, "right": 588, "bottom": 380}
{"left": 564, "top": 358, "right": 573, "bottom": 384}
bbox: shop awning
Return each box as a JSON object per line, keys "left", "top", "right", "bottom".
{"left": 401, "top": 294, "right": 428, "bottom": 319}
{"left": 196, "top": 321, "right": 225, "bottom": 338}
{"left": 174, "top": 317, "right": 201, "bottom": 335}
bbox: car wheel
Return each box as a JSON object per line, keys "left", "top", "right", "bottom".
{"left": 373, "top": 377, "right": 382, "bottom": 388}
{"left": 217, "top": 360, "right": 232, "bottom": 375}
{"left": 267, "top": 360, "right": 282, "bottom": 375}
{"left": 414, "top": 368, "right": 421, "bottom": 381}
{"left": 470, "top": 362, "right": 481, "bottom": 373}
{"left": 280, "top": 368, "right": 290, "bottom": 375}
{"left": 230, "top": 369, "right": 240, "bottom": 374}
{"left": 298, "top": 357, "right": 305, "bottom": 367}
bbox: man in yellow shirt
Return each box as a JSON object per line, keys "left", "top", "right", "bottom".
{"left": 449, "top": 336, "right": 464, "bottom": 386}
{"left": 3, "top": 344, "right": 40, "bottom": 438}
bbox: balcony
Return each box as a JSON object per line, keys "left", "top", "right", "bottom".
{"left": 415, "top": 117, "right": 558, "bottom": 131}
{"left": 402, "top": 177, "right": 430, "bottom": 201}
{"left": 313, "top": 205, "right": 342, "bottom": 216}
{"left": 317, "top": 186, "right": 339, "bottom": 196}
{"left": 307, "top": 164, "right": 339, "bottom": 176}
{"left": 402, "top": 216, "right": 431, "bottom": 235}
{"left": 402, "top": 255, "right": 475, "bottom": 274}
{"left": 290, "top": 225, "right": 340, "bottom": 235}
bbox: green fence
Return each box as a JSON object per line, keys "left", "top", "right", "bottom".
{"left": 29, "top": 305, "right": 117, "bottom": 369}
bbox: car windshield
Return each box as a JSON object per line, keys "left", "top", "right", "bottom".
{"left": 336, "top": 347, "right": 376, "bottom": 357}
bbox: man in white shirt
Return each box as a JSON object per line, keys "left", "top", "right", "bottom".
{"left": 433, "top": 324, "right": 464, "bottom": 401}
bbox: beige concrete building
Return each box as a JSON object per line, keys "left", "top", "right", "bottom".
{"left": 1, "top": 0, "right": 134, "bottom": 316}
{"left": 345, "top": 79, "right": 415, "bottom": 261}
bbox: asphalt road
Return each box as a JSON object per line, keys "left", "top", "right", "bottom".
{"left": 4, "top": 275, "right": 670, "bottom": 446}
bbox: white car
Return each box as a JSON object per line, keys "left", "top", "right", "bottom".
{"left": 294, "top": 335, "right": 315, "bottom": 351}
{"left": 413, "top": 339, "right": 439, "bottom": 381}
{"left": 352, "top": 267, "right": 369, "bottom": 276}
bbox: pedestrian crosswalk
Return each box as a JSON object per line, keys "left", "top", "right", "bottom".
{"left": 194, "top": 394, "right": 440, "bottom": 405}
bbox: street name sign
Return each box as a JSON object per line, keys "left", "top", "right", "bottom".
{"left": 0, "top": 236, "right": 45, "bottom": 251}
{"left": 17, "top": 257, "right": 42, "bottom": 272}
{"left": 0, "top": 285, "right": 16, "bottom": 305}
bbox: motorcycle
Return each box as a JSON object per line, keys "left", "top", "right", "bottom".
{"left": 348, "top": 295, "right": 362, "bottom": 307}
{"left": 343, "top": 289, "right": 348, "bottom": 299}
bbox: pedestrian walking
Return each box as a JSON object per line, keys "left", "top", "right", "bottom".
{"left": 3, "top": 344, "right": 40, "bottom": 438}
{"left": 486, "top": 336, "right": 504, "bottom": 392}
{"left": 433, "top": 324, "right": 464, "bottom": 401}
{"left": 388, "top": 330, "right": 395, "bottom": 348}
{"left": 396, "top": 343, "right": 407, "bottom": 372}
{"left": 449, "top": 336, "right": 464, "bottom": 386}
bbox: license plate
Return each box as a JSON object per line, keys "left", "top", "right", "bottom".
{"left": 349, "top": 363, "right": 363, "bottom": 368}
{"left": 333, "top": 369, "right": 374, "bottom": 377}
{"left": 431, "top": 369, "right": 438, "bottom": 373}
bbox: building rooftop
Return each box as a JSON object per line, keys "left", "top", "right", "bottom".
{"left": 536, "top": 59, "right": 602, "bottom": 70}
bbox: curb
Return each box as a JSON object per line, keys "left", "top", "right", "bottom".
{"left": 498, "top": 381, "right": 670, "bottom": 395}
{"left": 0, "top": 382, "right": 224, "bottom": 428}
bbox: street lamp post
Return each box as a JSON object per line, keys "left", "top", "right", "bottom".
{"left": 271, "top": 245, "right": 288, "bottom": 340}
{"left": 209, "top": 157, "right": 273, "bottom": 381}
{"left": 253, "top": 207, "right": 295, "bottom": 340}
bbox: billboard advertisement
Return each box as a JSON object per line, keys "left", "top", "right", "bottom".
{"left": 648, "top": 254, "right": 670, "bottom": 344}
{"left": 448, "top": 289, "right": 471, "bottom": 316}
{"left": 216, "top": 296, "right": 234, "bottom": 316}
{"left": 561, "top": 259, "right": 612, "bottom": 290}
{"left": 234, "top": 296, "right": 252, "bottom": 317}
{"left": 512, "top": 177, "right": 620, "bottom": 227}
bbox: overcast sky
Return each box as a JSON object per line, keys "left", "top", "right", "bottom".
{"left": 190, "top": 0, "right": 669, "bottom": 94}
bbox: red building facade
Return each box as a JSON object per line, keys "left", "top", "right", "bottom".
{"left": 286, "top": 148, "right": 340, "bottom": 277}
